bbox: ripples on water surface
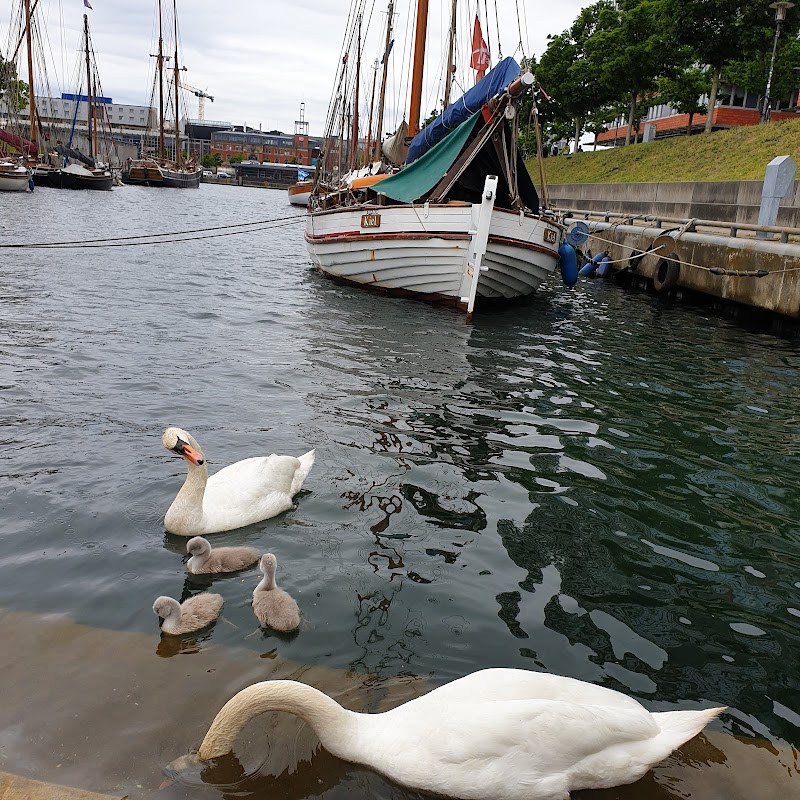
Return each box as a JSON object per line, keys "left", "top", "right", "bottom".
{"left": 0, "top": 185, "right": 798, "bottom": 799}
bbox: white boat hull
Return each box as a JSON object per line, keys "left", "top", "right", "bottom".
{"left": 305, "top": 203, "right": 561, "bottom": 309}
{"left": 0, "top": 164, "right": 31, "bottom": 192}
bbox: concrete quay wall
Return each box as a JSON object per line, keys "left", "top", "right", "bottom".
{"left": 548, "top": 180, "right": 800, "bottom": 228}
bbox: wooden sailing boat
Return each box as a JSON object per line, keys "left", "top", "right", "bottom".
{"left": 305, "top": 1, "right": 562, "bottom": 317}
{"left": 2, "top": 0, "right": 113, "bottom": 189}
{"left": 32, "top": 10, "right": 113, "bottom": 190}
{"left": 122, "top": 0, "right": 201, "bottom": 188}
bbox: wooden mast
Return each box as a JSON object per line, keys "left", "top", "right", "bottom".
{"left": 172, "top": 0, "right": 181, "bottom": 166}
{"left": 364, "top": 59, "right": 377, "bottom": 165}
{"left": 372, "top": 0, "right": 394, "bottom": 161}
{"left": 349, "top": 13, "right": 361, "bottom": 170}
{"left": 83, "top": 13, "right": 93, "bottom": 160}
{"left": 157, "top": 0, "right": 165, "bottom": 159}
{"left": 442, "top": 0, "right": 457, "bottom": 109}
{"left": 23, "top": 0, "right": 36, "bottom": 149}
{"left": 407, "top": 0, "right": 428, "bottom": 138}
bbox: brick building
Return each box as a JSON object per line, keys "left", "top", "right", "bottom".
{"left": 596, "top": 82, "right": 800, "bottom": 146}
{"left": 210, "top": 128, "right": 323, "bottom": 165}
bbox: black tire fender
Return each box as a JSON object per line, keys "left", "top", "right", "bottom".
{"left": 653, "top": 259, "right": 680, "bottom": 292}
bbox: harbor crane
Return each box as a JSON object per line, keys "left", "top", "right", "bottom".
{"left": 167, "top": 75, "right": 214, "bottom": 120}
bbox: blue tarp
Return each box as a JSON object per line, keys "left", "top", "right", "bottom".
{"left": 405, "top": 56, "right": 520, "bottom": 165}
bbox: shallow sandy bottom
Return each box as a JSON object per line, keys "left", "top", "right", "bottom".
{"left": 0, "top": 607, "right": 797, "bottom": 800}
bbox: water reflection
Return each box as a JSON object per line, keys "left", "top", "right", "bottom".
{"left": 1, "top": 186, "right": 799, "bottom": 799}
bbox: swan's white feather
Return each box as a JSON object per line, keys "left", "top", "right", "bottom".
{"left": 161, "top": 426, "right": 315, "bottom": 535}
{"left": 191, "top": 668, "right": 725, "bottom": 800}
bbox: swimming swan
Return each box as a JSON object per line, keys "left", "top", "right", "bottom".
{"left": 187, "top": 669, "right": 725, "bottom": 800}
{"left": 161, "top": 427, "right": 315, "bottom": 535}
{"left": 184, "top": 536, "right": 260, "bottom": 574}
{"left": 252, "top": 553, "right": 300, "bottom": 632}
{"left": 153, "top": 594, "right": 224, "bottom": 635}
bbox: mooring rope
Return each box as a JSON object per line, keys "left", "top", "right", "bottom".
{"left": 0, "top": 213, "right": 306, "bottom": 249}
{"left": 583, "top": 231, "right": 784, "bottom": 278}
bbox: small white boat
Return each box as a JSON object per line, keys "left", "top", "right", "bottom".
{"left": 287, "top": 179, "right": 313, "bottom": 206}
{"left": 0, "top": 161, "right": 32, "bottom": 192}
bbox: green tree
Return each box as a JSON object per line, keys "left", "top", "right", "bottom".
{"left": 536, "top": 1, "right": 619, "bottom": 152}
{"left": 723, "top": 36, "right": 800, "bottom": 112}
{"left": 590, "top": 0, "right": 681, "bottom": 145}
{"left": 0, "top": 56, "right": 29, "bottom": 111}
{"left": 657, "top": 66, "right": 711, "bottom": 135}
{"left": 668, "top": 0, "right": 800, "bottom": 132}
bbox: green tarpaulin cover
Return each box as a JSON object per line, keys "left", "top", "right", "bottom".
{"left": 375, "top": 112, "right": 481, "bottom": 203}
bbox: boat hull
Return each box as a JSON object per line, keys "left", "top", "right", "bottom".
{"left": 305, "top": 203, "right": 561, "bottom": 310}
{"left": 122, "top": 160, "right": 201, "bottom": 188}
{"left": 0, "top": 165, "right": 31, "bottom": 192}
{"left": 32, "top": 166, "right": 113, "bottom": 191}
{"left": 288, "top": 180, "right": 313, "bottom": 206}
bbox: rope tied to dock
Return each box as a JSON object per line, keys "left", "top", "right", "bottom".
{"left": 584, "top": 231, "right": 781, "bottom": 279}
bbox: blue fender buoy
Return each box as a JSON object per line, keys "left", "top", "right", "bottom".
{"left": 595, "top": 255, "right": 612, "bottom": 277}
{"left": 579, "top": 252, "right": 603, "bottom": 277}
{"left": 558, "top": 243, "right": 579, "bottom": 288}
{"left": 28, "top": 177, "right": 35, "bottom": 191}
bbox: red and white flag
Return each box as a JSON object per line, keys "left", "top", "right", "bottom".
{"left": 470, "top": 16, "right": 490, "bottom": 82}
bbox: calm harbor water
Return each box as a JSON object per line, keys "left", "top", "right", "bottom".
{"left": 0, "top": 183, "right": 798, "bottom": 799}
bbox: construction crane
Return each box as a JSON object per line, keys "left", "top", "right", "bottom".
{"left": 167, "top": 76, "right": 214, "bottom": 120}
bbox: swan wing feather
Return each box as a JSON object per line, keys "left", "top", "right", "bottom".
{"left": 373, "top": 699, "right": 661, "bottom": 800}
{"left": 200, "top": 455, "right": 300, "bottom": 531}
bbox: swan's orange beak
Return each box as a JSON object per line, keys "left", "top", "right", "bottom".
{"left": 172, "top": 438, "right": 205, "bottom": 466}
{"left": 179, "top": 445, "right": 205, "bottom": 466}
{"left": 158, "top": 777, "right": 175, "bottom": 790}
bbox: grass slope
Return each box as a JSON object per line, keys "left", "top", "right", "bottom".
{"left": 532, "top": 118, "right": 800, "bottom": 184}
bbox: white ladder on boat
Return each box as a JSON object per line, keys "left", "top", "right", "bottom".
{"left": 459, "top": 174, "right": 498, "bottom": 317}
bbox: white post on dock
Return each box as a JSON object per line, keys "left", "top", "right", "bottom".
{"left": 756, "top": 155, "right": 796, "bottom": 239}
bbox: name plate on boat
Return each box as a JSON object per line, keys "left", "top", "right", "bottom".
{"left": 361, "top": 212, "right": 381, "bottom": 228}
{"left": 543, "top": 227, "right": 558, "bottom": 244}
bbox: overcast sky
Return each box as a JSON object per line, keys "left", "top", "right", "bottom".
{"left": 5, "top": 0, "right": 588, "bottom": 134}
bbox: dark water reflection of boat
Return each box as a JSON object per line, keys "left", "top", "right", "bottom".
{"left": 0, "top": 187, "right": 798, "bottom": 799}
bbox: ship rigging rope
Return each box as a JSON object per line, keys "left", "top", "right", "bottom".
{"left": 0, "top": 213, "right": 306, "bottom": 250}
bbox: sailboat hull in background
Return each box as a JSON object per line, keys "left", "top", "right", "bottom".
{"left": 0, "top": 163, "right": 32, "bottom": 192}
{"left": 32, "top": 165, "right": 113, "bottom": 190}
{"left": 305, "top": 204, "right": 561, "bottom": 309}
{"left": 122, "top": 160, "right": 201, "bottom": 188}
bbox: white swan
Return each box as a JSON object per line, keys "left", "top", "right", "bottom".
{"left": 184, "top": 536, "right": 260, "bottom": 574}
{"left": 161, "top": 427, "right": 315, "bottom": 536}
{"left": 252, "top": 553, "right": 300, "bottom": 632}
{"left": 186, "top": 669, "right": 724, "bottom": 800}
{"left": 153, "top": 594, "right": 224, "bottom": 635}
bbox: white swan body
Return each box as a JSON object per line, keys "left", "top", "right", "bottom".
{"left": 185, "top": 536, "right": 260, "bottom": 574}
{"left": 193, "top": 669, "right": 725, "bottom": 800}
{"left": 252, "top": 553, "right": 300, "bottom": 632}
{"left": 153, "top": 594, "right": 224, "bottom": 635}
{"left": 161, "top": 427, "right": 315, "bottom": 536}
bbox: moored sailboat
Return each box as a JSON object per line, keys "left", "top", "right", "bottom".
{"left": 306, "top": 2, "right": 562, "bottom": 317}
{"left": 122, "top": 0, "right": 200, "bottom": 188}
{"left": 0, "top": 158, "right": 31, "bottom": 191}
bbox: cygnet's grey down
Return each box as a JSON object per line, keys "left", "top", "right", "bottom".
{"left": 153, "top": 593, "right": 224, "bottom": 635}
{"left": 184, "top": 535, "right": 260, "bottom": 574}
{"left": 252, "top": 553, "right": 300, "bottom": 632}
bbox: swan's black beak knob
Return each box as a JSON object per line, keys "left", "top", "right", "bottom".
{"left": 172, "top": 437, "right": 205, "bottom": 466}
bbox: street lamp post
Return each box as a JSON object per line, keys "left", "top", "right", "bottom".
{"left": 761, "top": 1, "right": 795, "bottom": 122}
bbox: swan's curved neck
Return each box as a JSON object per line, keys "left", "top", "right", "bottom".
{"left": 256, "top": 570, "right": 276, "bottom": 591}
{"left": 198, "top": 681, "right": 357, "bottom": 761}
{"left": 169, "top": 459, "right": 209, "bottom": 527}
